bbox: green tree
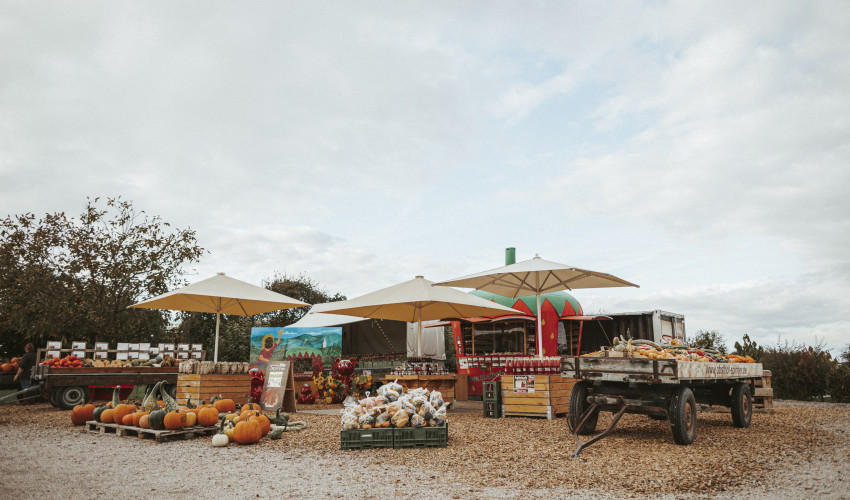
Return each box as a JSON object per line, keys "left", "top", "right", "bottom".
{"left": 692, "top": 329, "right": 727, "bottom": 354}
{"left": 0, "top": 197, "right": 204, "bottom": 356}
{"left": 734, "top": 334, "right": 764, "bottom": 361}
{"left": 260, "top": 273, "right": 346, "bottom": 327}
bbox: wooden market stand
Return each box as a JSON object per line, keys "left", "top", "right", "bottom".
{"left": 175, "top": 373, "right": 253, "bottom": 406}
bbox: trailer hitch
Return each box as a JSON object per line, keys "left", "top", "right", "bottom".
{"left": 0, "top": 384, "right": 43, "bottom": 405}
{"left": 569, "top": 396, "right": 628, "bottom": 459}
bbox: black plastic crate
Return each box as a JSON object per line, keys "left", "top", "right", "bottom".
{"left": 393, "top": 425, "right": 448, "bottom": 449}
{"left": 484, "top": 401, "right": 502, "bottom": 418}
{"left": 340, "top": 428, "right": 394, "bottom": 450}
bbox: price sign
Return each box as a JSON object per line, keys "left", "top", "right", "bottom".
{"left": 261, "top": 360, "right": 296, "bottom": 413}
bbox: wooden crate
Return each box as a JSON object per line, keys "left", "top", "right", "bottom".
{"left": 752, "top": 369, "right": 774, "bottom": 413}
{"left": 501, "top": 375, "right": 578, "bottom": 420}
{"left": 175, "top": 373, "right": 252, "bottom": 406}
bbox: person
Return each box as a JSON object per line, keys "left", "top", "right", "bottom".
{"left": 14, "top": 343, "right": 36, "bottom": 392}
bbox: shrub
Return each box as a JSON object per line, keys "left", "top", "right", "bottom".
{"left": 828, "top": 344, "right": 850, "bottom": 403}
{"left": 759, "top": 340, "right": 835, "bottom": 401}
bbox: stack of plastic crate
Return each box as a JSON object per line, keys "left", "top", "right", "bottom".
{"left": 483, "top": 380, "right": 502, "bottom": 418}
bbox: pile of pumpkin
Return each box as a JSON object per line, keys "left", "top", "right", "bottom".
{"left": 69, "top": 381, "right": 305, "bottom": 446}
{"left": 1, "top": 357, "right": 21, "bottom": 373}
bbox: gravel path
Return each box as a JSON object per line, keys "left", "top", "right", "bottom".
{"left": 0, "top": 400, "right": 848, "bottom": 499}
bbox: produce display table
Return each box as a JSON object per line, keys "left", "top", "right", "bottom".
{"left": 175, "top": 373, "right": 252, "bottom": 406}
{"left": 380, "top": 374, "right": 468, "bottom": 402}
{"left": 500, "top": 374, "right": 579, "bottom": 419}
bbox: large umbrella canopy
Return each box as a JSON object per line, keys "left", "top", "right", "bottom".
{"left": 436, "top": 255, "right": 638, "bottom": 358}
{"left": 129, "top": 272, "right": 310, "bottom": 362}
{"left": 318, "top": 276, "right": 522, "bottom": 357}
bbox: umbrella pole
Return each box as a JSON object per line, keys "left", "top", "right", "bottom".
{"left": 536, "top": 293, "right": 544, "bottom": 359}
{"left": 416, "top": 307, "right": 423, "bottom": 358}
{"left": 214, "top": 312, "right": 221, "bottom": 362}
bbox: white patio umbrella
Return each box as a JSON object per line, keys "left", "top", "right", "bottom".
{"left": 436, "top": 255, "right": 638, "bottom": 359}
{"left": 318, "top": 276, "right": 523, "bottom": 357}
{"left": 129, "top": 272, "right": 310, "bottom": 361}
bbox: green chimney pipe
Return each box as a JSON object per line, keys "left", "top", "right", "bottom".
{"left": 505, "top": 247, "right": 516, "bottom": 265}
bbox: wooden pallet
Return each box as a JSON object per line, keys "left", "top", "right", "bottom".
{"left": 175, "top": 373, "right": 252, "bottom": 406}
{"left": 501, "top": 375, "right": 578, "bottom": 420}
{"left": 752, "top": 370, "right": 774, "bottom": 414}
{"left": 85, "top": 421, "right": 218, "bottom": 443}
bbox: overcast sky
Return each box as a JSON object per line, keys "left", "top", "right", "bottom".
{"left": 2, "top": 1, "right": 848, "bottom": 353}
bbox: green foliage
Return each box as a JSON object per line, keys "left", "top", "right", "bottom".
{"left": 259, "top": 273, "right": 346, "bottom": 327}
{"left": 734, "top": 334, "right": 764, "bottom": 361}
{"left": 759, "top": 339, "right": 836, "bottom": 401}
{"left": 828, "top": 345, "right": 850, "bottom": 403}
{"left": 691, "top": 329, "right": 727, "bottom": 354}
{"left": 443, "top": 325, "right": 456, "bottom": 372}
{"left": 0, "top": 197, "right": 203, "bottom": 357}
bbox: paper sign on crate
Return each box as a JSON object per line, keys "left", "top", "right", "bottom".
{"left": 47, "top": 341, "right": 61, "bottom": 349}
{"left": 72, "top": 350, "right": 86, "bottom": 358}
{"left": 192, "top": 344, "right": 202, "bottom": 351}
{"left": 94, "top": 351, "right": 108, "bottom": 360}
{"left": 95, "top": 342, "right": 109, "bottom": 350}
{"left": 117, "top": 343, "right": 129, "bottom": 351}
{"left": 178, "top": 344, "right": 190, "bottom": 351}
{"left": 72, "top": 341, "right": 86, "bottom": 350}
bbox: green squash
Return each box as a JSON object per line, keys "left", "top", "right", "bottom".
{"left": 143, "top": 381, "right": 164, "bottom": 413}
{"left": 159, "top": 381, "right": 179, "bottom": 412}
{"left": 92, "top": 405, "right": 109, "bottom": 422}
{"left": 148, "top": 409, "right": 168, "bottom": 430}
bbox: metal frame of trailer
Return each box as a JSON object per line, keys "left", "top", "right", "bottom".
{"left": 560, "top": 354, "right": 763, "bottom": 458}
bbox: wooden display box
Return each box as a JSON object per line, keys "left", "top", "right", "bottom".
{"left": 175, "top": 373, "right": 252, "bottom": 406}
{"left": 752, "top": 369, "right": 774, "bottom": 414}
{"left": 501, "top": 375, "right": 579, "bottom": 420}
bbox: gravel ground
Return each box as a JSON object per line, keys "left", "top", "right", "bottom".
{"left": 0, "top": 400, "right": 848, "bottom": 499}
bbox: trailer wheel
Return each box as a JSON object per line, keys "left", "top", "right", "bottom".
{"left": 568, "top": 381, "right": 599, "bottom": 435}
{"left": 48, "top": 388, "right": 61, "bottom": 407}
{"left": 163, "top": 384, "right": 177, "bottom": 400}
{"left": 730, "top": 382, "right": 753, "bottom": 428}
{"left": 57, "top": 386, "right": 89, "bottom": 410}
{"left": 669, "top": 385, "right": 696, "bottom": 445}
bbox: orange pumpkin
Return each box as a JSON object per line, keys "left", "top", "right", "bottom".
{"left": 112, "top": 404, "right": 137, "bottom": 427}
{"left": 163, "top": 411, "right": 187, "bottom": 430}
{"left": 248, "top": 412, "right": 271, "bottom": 436}
{"left": 0, "top": 363, "right": 13, "bottom": 373}
{"left": 132, "top": 411, "right": 149, "bottom": 427}
{"left": 100, "top": 408, "right": 115, "bottom": 423}
{"left": 213, "top": 398, "right": 236, "bottom": 413}
{"left": 139, "top": 414, "right": 150, "bottom": 429}
{"left": 197, "top": 406, "right": 220, "bottom": 427}
{"left": 70, "top": 404, "right": 96, "bottom": 425}
{"left": 121, "top": 413, "right": 135, "bottom": 425}
{"left": 242, "top": 402, "right": 261, "bottom": 412}
{"left": 232, "top": 419, "right": 262, "bottom": 444}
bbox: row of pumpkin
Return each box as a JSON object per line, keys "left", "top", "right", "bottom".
{"left": 69, "top": 381, "right": 288, "bottom": 445}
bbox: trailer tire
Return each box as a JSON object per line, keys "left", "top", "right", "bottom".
{"left": 48, "top": 388, "right": 61, "bottom": 407}
{"left": 669, "top": 385, "right": 696, "bottom": 445}
{"left": 730, "top": 382, "right": 753, "bottom": 428}
{"left": 57, "top": 386, "right": 89, "bottom": 410}
{"left": 163, "top": 384, "right": 177, "bottom": 400}
{"left": 568, "top": 381, "right": 599, "bottom": 435}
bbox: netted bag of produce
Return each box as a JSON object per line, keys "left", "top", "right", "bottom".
{"left": 432, "top": 407, "right": 447, "bottom": 427}
{"left": 358, "top": 412, "right": 376, "bottom": 430}
{"left": 417, "top": 401, "right": 435, "bottom": 421}
{"left": 341, "top": 410, "right": 360, "bottom": 430}
{"left": 429, "top": 391, "right": 444, "bottom": 409}
{"left": 375, "top": 411, "right": 391, "bottom": 428}
{"left": 410, "top": 413, "right": 426, "bottom": 428}
{"left": 408, "top": 387, "right": 430, "bottom": 399}
{"left": 391, "top": 408, "right": 410, "bottom": 428}
{"left": 412, "top": 395, "right": 429, "bottom": 409}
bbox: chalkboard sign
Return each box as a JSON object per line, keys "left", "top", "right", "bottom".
{"left": 261, "top": 360, "right": 296, "bottom": 413}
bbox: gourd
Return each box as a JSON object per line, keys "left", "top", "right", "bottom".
{"left": 211, "top": 416, "right": 229, "bottom": 447}
{"left": 197, "top": 406, "right": 220, "bottom": 427}
{"left": 185, "top": 396, "right": 196, "bottom": 409}
{"left": 143, "top": 381, "right": 163, "bottom": 413}
{"left": 148, "top": 382, "right": 174, "bottom": 430}
{"left": 232, "top": 419, "right": 262, "bottom": 445}
{"left": 184, "top": 411, "right": 197, "bottom": 427}
{"left": 92, "top": 404, "right": 110, "bottom": 423}
{"left": 70, "top": 404, "right": 96, "bottom": 425}
{"left": 111, "top": 386, "right": 137, "bottom": 427}
{"left": 241, "top": 399, "right": 261, "bottom": 412}
{"left": 98, "top": 385, "right": 122, "bottom": 423}
{"left": 271, "top": 408, "right": 290, "bottom": 427}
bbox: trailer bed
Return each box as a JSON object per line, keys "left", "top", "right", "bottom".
{"left": 561, "top": 354, "right": 763, "bottom": 384}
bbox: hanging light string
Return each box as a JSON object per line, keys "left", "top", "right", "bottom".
{"left": 372, "top": 319, "right": 395, "bottom": 350}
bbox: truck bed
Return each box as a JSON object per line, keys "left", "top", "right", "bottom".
{"left": 560, "top": 355, "right": 763, "bottom": 384}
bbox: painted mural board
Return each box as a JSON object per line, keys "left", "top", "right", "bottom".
{"left": 250, "top": 326, "right": 342, "bottom": 375}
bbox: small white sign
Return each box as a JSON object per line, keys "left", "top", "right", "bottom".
{"left": 192, "top": 344, "right": 203, "bottom": 351}
{"left": 129, "top": 343, "right": 140, "bottom": 351}
{"left": 116, "top": 352, "right": 128, "bottom": 360}
{"left": 72, "top": 341, "right": 86, "bottom": 350}
{"left": 95, "top": 342, "right": 109, "bottom": 350}
{"left": 138, "top": 352, "right": 150, "bottom": 360}
{"left": 178, "top": 344, "right": 190, "bottom": 351}
{"left": 177, "top": 351, "right": 189, "bottom": 359}
{"left": 139, "top": 343, "right": 150, "bottom": 351}
{"left": 128, "top": 351, "right": 140, "bottom": 359}
{"left": 191, "top": 351, "right": 203, "bottom": 359}
{"left": 117, "top": 343, "right": 129, "bottom": 351}
{"left": 72, "top": 350, "right": 86, "bottom": 359}
{"left": 47, "top": 350, "right": 61, "bottom": 358}
{"left": 149, "top": 347, "right": 160, "bottom": 355}
{"left": 159, "top": 343, "right": 174, "bottom": 351}
{"left": 94, "top": 352, "right": 108, "bottom": 359}
{"left": 47, "top": 341, "right": 62, "bottom": 349}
